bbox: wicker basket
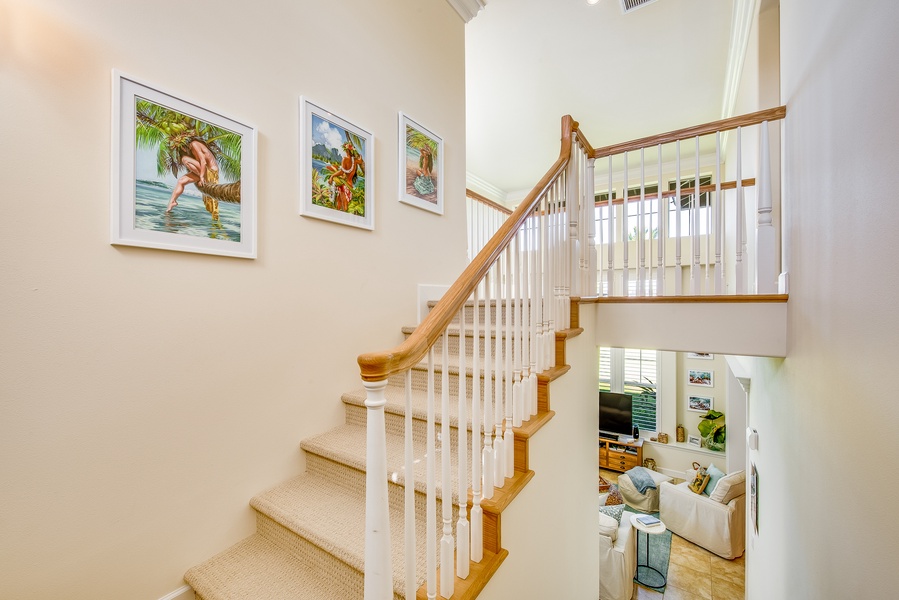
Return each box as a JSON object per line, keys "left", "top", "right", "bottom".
{"left": 658, "top": 432, "right": 669, "bottom": 444}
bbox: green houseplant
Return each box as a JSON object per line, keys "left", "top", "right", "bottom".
{"left": 697, "top": 409, "right": 726, "bottom": 451}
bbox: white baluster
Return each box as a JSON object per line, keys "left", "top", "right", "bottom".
{"left": 675, "top": 141, "right": 683, "bottom": 295}
{"left": 692, "top": 135, "right": 701, "bottom": 295}
{"left": 456, "top": 310, "right": 470, "bottom": 579}
{"left": 363, "top": 378, "right": 393, "bottom": 600}
{"left": 426, "top": 348, "right": 436, "bottom": 600}
{"left": 504, "top": 244, "right": 514, "bottom": 478}
{"left": 512, "top": 234, "right": 523, "bottom": 430}
{"left": 493, "top": 255, "right": 504, "bottom": 489}
{"left": 404, "top": 371, "right": 416, "bottom": 600}
{"left": 735, "top": 126, "right": 745, "bottom": 294}
{"left": 520, "top": 222, "right": 531, "bottom": 421}
{"left": 715, "top": 132, "right": 724, "bottom": 294}
{"left": 470, "top": 286, "right": 483, "bottom": 563}
{"left": 529, "top": 210, "right": 539, "bottom": 416}
{"left": 656, "top": 144, "right": 665, "bottom": 296}
{"left": 440, "top": 334, "right": 454, "bottom": 598}
{"left": 587, "top": 157, "right": 597, "bottom": 295}
{"left": 756, "top": 121, "right": 776, "bottom": 293}
{"left": 638, "top": 148, "right": 646, "bottom": 297}
{"left": 607, "top": 156, "right": 614, "bottom": 296}
{"left": 482, "top": 269, "right": 494, "bottom": 501}
{"left": 622, "top": 153, "right": 630, "bottom": 296}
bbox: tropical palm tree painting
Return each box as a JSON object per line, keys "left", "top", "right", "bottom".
{"left": 133, "top": 97, "right": 242, "bottom": 242}
{"left": 310, "top": 114, "right": 366, "bottom": 217}
{"left": 404, "top": 124, "right": 439, "bottom": 203}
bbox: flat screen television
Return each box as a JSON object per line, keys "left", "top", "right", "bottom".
{"left": 599, "top": 391, "right": 633, "bottom": 439}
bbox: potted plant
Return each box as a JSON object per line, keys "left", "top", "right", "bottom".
{"left": 697, "top": 409, "right": 726, "bottom": 451}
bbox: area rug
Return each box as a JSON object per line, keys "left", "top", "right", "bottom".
{"left": 631, "top": 510, "right": 672, "bottom": 593}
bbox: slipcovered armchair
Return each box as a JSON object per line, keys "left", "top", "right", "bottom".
{"left": 599, "top": 509, "right": 637, "bottom": 600}
{"left": 659, "top": 471, "right": 746, "bottom": 559}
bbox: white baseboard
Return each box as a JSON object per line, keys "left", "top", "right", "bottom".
{"left": 158, "top": 585, "right": 194, "bottom": 600}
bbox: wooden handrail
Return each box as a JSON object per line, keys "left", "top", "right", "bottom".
{"left": 466, "top": 189, "right": 513, "bottom": 215}
{"left": 358, "top": 116, "right": 579, "bottom": 382}
{"left": 575, "top": 294, "right": 788, "bottom": 304}
{"left": 593, "top": 106, "right": 786, "bottom": 159}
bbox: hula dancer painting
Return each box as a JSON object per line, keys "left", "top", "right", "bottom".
{"left": 310, "top": 114, "right": 367, "bottom": 217}
{"left": 398, "top": 113, "right": 443, "bottom": 215}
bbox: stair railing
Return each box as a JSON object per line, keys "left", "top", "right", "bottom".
{"left": 592, "top": 106, "right": 786, "bottom": 297}
{"left": 358, "top": 115, "right": 591, "bottom": 599}
{"left": 466, "top": 191, "right": 512, "bottom": 262}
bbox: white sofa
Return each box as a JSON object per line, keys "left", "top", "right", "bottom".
{"left": 599, "top": 509, "right": 637, "bottom": 600}
{"left": 659, "top": 474, "right": 746, "bottom": 559}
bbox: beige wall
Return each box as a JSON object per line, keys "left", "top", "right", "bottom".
{"left": 0, "top": 1, "right": 467, "bottom": 598}
{"left": 746, "top": 0, "right": 899, "bottom": 597}
{"left": 481, "top": 308, "right": 599, "bottom": 599}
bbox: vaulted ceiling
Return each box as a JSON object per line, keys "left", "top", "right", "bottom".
{"left": 465, "top": 0, "right": 739, "bottom": 197}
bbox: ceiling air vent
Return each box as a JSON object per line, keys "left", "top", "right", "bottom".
{"left": 620, "top": 0, "right": 660, "bottom": 14}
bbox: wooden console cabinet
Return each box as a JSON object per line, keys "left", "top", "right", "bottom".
{"left": 598, "top": 437, "right": 644, "bottom": 473}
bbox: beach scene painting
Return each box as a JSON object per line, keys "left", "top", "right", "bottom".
{"left": 688, "top": 369, "right": 714, "bottom": 387}
{"left": 300, "top": 98, "right": 374, "bottom": 230}
{"left": 398, "top": 113, "right": 444, "bottom": 215}
{"left": 112, "top": 72, "right": 257, "bottom": 258}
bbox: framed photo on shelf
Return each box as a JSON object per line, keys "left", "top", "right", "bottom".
{"left": 687, "top": 352, "right": 714, "bottom": 360}
{"left": 688, "top": 396, "right": 714, "bottom": 412}
{"left": 300, "top": 97, "right": 374, "bottom": 230}
{"left": 688, "top": 369, "right": 714, "bottom": 387}
{"left": 111, "top": 70, "right": 257, "bottom": 258}
{"left": 398, "top": 112, "right": 444, "bottom": 215}
{"left": 687, "top": 435, "right": 702, "bottom": 447}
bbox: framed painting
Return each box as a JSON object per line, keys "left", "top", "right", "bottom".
{"left": 687, "top": 435, "right": 702, "bottom": 447}
{"left": 688, "top": 395, "right": 713, "bottom": 412}
{"left": 111, "top": 70, "right": 257, "bottom": 258}
{"left": 398, "top": 112, "right": 444, "bottom": 215}
{"left": 688, "top": 369, "right": 714, "bottom": 387}
{"left": 299, "top": 98, "right": 374, "bottom": 230}
{"left": 687, "top": 352, "right": 714, "bottom": 360}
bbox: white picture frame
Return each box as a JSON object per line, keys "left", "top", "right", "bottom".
{"left": 688, "top": 395, "right": 714, "bottom": 412}
{"left": 111, "top": 70, "right": 257, "bottom": 258}
{"left": 398, "top": 112, "right": 444, "bottom": 215}
{"left": 299, "top": 97, "right": 374, "bottom": 230}
{"left": 688, "top": 369, "right": 714, "bottom": 387}
{"left": 687, "top": 435, "right": 702, "bottom": 447}
{"left": 687, "top": 352, "right": 714, "bottom": 360}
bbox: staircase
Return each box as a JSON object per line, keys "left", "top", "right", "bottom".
{"left": 184, "top": 300, "right": 575, "bottom": 600}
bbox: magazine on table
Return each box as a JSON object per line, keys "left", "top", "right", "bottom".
{"left": 636, "top": 515, "right": 661, "bottom": 527}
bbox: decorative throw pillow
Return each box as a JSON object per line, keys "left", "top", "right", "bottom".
{"left": 703, "top": 464, "right": 727, "bottom": 496}
{"left": 599, "top": 503, "right": 626, "bottom": 524}
{"left": 688, "top": 462, "right": 710, "bottom": 494}
{"left": 709, "top": 470, "right": 746, "bottom": 504}
{"left": 598, "top": 511, "right": 619, "bottom": 542}
{"left": 604, "top": 485, "right": 624, "bottom": 506}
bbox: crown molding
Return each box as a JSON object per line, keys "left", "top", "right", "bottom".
{"left": 445, "top": 0, "right": 486, "bottom": 23}
{"left": 466, "top": 171, "right": 507, "bottom": 204}
{"left": 720, "top": 0, "right": 759, "bottom": 120}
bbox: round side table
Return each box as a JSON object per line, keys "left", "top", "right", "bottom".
{"left": 629, "top": 513, "right": 667, "bottom": 589}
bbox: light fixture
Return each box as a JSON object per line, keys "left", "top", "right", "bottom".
{"left": 587, "top": 0, "right": 600, "bottom": 5}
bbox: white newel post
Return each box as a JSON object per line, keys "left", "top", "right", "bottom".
{"left": 363, "top": 378, "right": 393, "bottom": 600}
{"left": 587, "top": 157, "right": 597, "bottom": 295}
{"left": 756, "top": 121, "right": 777, "bottom": 293}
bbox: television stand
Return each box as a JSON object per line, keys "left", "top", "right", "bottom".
{"left": 598, "top": 437, "right": 644, "bottom": 473}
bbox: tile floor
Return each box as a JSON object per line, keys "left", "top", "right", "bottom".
{"left": 600, "top": 469, "right": 745, "bottom": 600}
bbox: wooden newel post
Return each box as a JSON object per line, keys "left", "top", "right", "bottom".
{"left": 363, "top": 378, "right": 393, "bottom": 600}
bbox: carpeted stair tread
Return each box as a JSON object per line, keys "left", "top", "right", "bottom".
{"left": 299, "top": 423, "right": 472, "bottom": 503}
{"left": 250, "top": 471, "right": 430, "bottom": 595}
{"left": 185, "top": 534, "right": 355, "bottom": 600}
{"left": 342, "top": 384, "right": 492, "bottom": 433}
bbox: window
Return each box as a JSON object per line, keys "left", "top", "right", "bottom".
{"left": 599, "top": 347, "right": 659, "bottom": 432}
{"left": 668, "top": 175, "right": 712, "bottom": 237}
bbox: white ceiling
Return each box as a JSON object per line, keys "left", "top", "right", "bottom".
{"left": 465, "top": 0, "right": 736, "bottom": 196}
